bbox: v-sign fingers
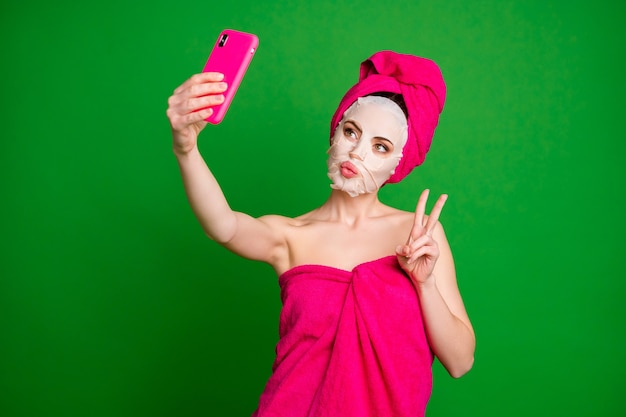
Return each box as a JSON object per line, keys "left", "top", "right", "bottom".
{"left": 408, "top": 189, "right": 430, "bottom": 244}
{"left": 425, "top": 193, "right": 448, "bottom": 235}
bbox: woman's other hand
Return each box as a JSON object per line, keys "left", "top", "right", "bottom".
{"left": 396, "top": 189, "right": 448, "bottom": 285}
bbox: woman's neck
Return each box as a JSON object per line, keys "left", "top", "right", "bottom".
{"left": 315, "top": 189, "right": 388, "bottom": 226}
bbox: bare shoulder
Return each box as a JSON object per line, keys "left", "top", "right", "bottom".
{"left": 257, "top": 213, "right": 294, "bottom": 227}
{"left": 255, "top": 211, "right": 324, "bottom": 274}
{"left": 257, "top": 212, "right": 316, "bottom": 229}
{"left": 255, "top": 212, "right": 318, "bottom": 242}
{"left": 381, "top": 204, "right": 416, "bottom": 228}
{"left": 392, "top": 204, "right": 450, "bottom": 241}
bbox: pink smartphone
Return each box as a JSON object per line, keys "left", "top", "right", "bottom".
{"left": 202, "top": 29, "right": 259, "bottom": 124}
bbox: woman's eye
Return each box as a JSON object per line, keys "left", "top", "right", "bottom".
{"left": 374, "top": 143, "right": 389, "bottom": 153}
{"left": 344, "top": 128, "right": 357, "bottom": 140}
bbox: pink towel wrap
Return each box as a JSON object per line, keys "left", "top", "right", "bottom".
{"left": 252, "top": 256, "right": 433, "bottom": 417}
{"left": 330, "top": 51, "right": 447, "bottom": 183}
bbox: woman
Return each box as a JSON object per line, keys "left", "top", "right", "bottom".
{"left": 166, "top": 51, "right": 475, "bottom": 417}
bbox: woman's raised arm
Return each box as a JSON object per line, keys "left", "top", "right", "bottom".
{"left": 166, "top": 73, "right": 285, "bottom": 264}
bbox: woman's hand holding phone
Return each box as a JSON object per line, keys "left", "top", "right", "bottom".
{"left": 167, "top": 29, "right": 258, "bottom": 153}
{"left": 166, "top": 72, "right": 227, "bottom": 155}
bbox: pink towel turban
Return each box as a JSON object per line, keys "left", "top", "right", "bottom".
{"left": 330, "top": 51, "right": 447, "bottom": 184}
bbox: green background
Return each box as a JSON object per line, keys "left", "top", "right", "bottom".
{"left": 2, "top": 1, "right": 624, "bottom": 416}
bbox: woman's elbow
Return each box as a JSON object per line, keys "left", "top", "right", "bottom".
{"left": 447, "top": 356, "right": 474, "bottom": 379}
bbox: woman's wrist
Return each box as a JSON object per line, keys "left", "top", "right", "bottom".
{"left": 412, "top": 273, "right": 437, "bottom": 293}
{"left": 172, "top": 136, "right": 199, "bottom": 158}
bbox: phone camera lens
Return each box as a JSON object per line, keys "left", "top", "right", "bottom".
{"left": 218, "top": 34, "right": 228, "bottom": 47}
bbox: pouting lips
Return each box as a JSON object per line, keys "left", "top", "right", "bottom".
{"left": 340, "top": 161, "right": 360, "bottom": 179}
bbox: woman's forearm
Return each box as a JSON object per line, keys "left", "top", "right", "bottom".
{"left": 414, "top": 277, "right": 475, "bottom": 378}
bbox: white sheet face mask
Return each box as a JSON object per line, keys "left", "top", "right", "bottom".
{"left": 327, "top": 96, "right": 408, "bottom": 197}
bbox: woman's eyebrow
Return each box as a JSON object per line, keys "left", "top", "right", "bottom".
{"left": 345, "top": 119, "right": 362, "bottom": 134}
{"left": 375, "top": 137, "right": 393, "bottom": 147}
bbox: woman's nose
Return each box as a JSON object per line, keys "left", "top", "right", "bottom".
{"left": 348, "top": 152, "right": 364, "bottom": 161}
{"left": 349, "top": 140, "right": 367, "bottom": 161}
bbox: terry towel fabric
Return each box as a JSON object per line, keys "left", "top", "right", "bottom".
{"left": 252, "top": 256, "right": 433, "bottom": 417}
